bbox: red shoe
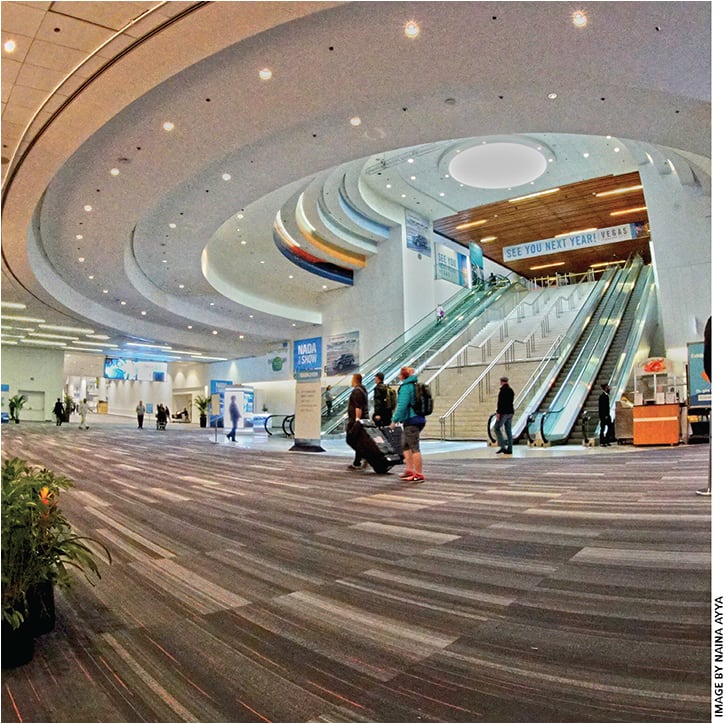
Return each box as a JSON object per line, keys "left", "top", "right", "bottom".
{"left": 399, "top": 469, "right": 415, "bottom": 479}
{"left": 402, "top": 473, "right": 425, "bottom": 482}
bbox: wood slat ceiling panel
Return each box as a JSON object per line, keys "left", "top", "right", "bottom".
{"left": 434, "top": 171, "right": 651, "bottom": 279}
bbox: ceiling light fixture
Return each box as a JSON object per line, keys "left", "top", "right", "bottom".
{"left": 110, "top": 168, "right": 120, "bottom": 176}
{"left": 455, "top": 219, "right": 488, "bottom": 231}
{"left": 78, "top": 257, "right": 85, "bottom": 262}
{"left": 479, "top": 236, "right": 497, "bottom": 243}
{"left": 591, "top": 260, "right": 627, "bottom": 268}
{"left": 610, "top": 206, "right": 647, "bottom": 216}
{"left": 84, "top": 205, "right": 92, "bottom": 212}
{"left": 4, "top": 39, "right": 17, "bottom": 52}
{"left": 595, "top": 184, "right": 644, "bottom": 197}
{"left": 2, "top": 315, "right": 46, "bottom": 323}
{"left": 449, "top": 143, "right": 548, "bottom": 189}
{"left": 39, "top": 324, "right": 94, "bottom": 334}
{"left": 555, "top": 227, "right": 597, "bottom": 238}
{"left": 28, "top": 332, "right": 79, "bottom": 340}
{"left": 404, "top": 20, "right": 420, "bottom": 38}
{"left": 71, "top": 341, "right": 118, "bottom": 347}
{"left": 222, "top": 173, "right": 231, "bottom": 181}
{"left": 530, "top": 261, "right": 566, "bottom": 271}
{"left": 547, "top": 92, "right": 558, "bottom": 100}
{"left": 572, "top": 10, "right": 588, "bottom": 27}
{"left": 508, "top": 187, "right": 560, "bottom": 203}
{"left": 85, "top": 334, "right": 109, "bottom": 340}
{"left": 76, "top": 234, "right": 83, "bottom": 240}
{"left": 169, "top": 223, "right": 176, "bottom": 228}
{"left": 350, "top": 117, "right": 362, "bottom": 126}
{"left": 126, "top": 342, "right": 172, "bottom": 350}
{"left": 0, "top": 301, "right": 27, "bottom": 310}
{"left": 120, "top": 301, "right": 127, "bottom": 305}
{"left": 20, "top": 339, "right": 67, "bottom": 347}
{"left": 163, "top": 121, "right": 175, "bottom": 131}
{"left": 259, "top": 68, "right": 272, "bottom": 80}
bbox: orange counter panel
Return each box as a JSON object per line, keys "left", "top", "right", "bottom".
{"left": 633, "top": 404, "right": 681, "bottom": 445}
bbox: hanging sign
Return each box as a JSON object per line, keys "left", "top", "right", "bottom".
{"left": 503, "top": 222, "right": 645, "bottom": 262}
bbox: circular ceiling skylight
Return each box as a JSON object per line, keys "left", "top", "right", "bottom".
{"left": 448, "top": 143, "right": 548, "bottom": 188}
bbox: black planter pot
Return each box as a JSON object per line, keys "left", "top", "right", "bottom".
{"left": 27, "top": 580, "right": 55, "bottom": 637}
{"left": 199, "top": 414, "right": 207, "bottom": 428}
{"left": 1, "top": 618, "right": 35, "bottom": 668}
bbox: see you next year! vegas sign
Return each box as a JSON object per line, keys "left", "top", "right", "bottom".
{"left": 503, "top": 222, "right": 646, "bottom": 262}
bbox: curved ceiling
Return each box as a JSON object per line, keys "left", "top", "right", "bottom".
{"left": 1, "top": 2, "right": 711, "bottom": 361}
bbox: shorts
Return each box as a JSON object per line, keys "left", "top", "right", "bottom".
{"left": 403, "top": 422, "right": 424, "bottom": 453}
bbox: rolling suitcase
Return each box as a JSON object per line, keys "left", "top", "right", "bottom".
{"left": 352, "top": 420, "right": 403, "bottom": 474}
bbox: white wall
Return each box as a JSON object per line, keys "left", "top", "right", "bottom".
{"left": 1, "top": 346, "right": 64, "bottom": 421}
{"left": 637, "top": 147, "right": 711, "bottom": 372}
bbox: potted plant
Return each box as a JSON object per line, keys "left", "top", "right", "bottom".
{"left": 194, "top": 394, "right": 211, "bottom": 428}
{"left": 63, "top": 393, "right": 74, "bottom": 423}
{"left": 8, "top": 394, "right": 27, "bottom": 424}
{"left": 1, "top": 457, "right": 111, "bottom": 668}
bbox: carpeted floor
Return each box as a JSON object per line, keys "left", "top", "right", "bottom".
{"left": 0, "top": 422, "right": 711, "bottom": 722}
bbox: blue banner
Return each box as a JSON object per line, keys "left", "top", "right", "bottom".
{"left": 687, "top": 342, "right": 711, "bottom": 407}
{"left": 294, "top": 337, "right": 323, "bottom": 380}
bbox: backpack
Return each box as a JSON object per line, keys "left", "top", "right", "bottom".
{"left": 385, "top": 385, "right": 397, "bottom": 411}
{"left": 412, "top": 382, "right": 434, "bottom": 416}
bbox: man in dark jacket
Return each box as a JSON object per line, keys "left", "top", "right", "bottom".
{"left": 494, "top": 376, "right": 515, "bottom": 455}
{"left": 53, "top": 397, "right": 64, "bottom": 426}
{"left": 598, "top": 383, "right": 614, "bottom": 447}
{"left": 346, "top": 373, "right": 369, "bottom": 470}
{"left": 372, "top": 372, "right": 393, "bottom": 428}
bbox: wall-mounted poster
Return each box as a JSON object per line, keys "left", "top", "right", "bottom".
{"left": 435, "top": 242, "right": 469, "bottom": 287}
{"left": 687, "top": 341, "right": 711, "bottom": 407}
{"left": 293, "top": 337, "right": 323, "bottom": 381}
{"left": 405, "top": 210, "right": 431, "bottom": 256}
{"left": 469, "top": 242, "right": 484, "bottom": 287}
{"left": 266, "top": 343, "right": 290, "bottom": 374}
{"left": 325, "top": 331, "right": 360, "bottom": 375}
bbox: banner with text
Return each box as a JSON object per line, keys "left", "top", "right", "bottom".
{"left": 502, "top": 222, "right": 646, "bottom": 263}
{"left": 294, "top": 336, "right": 323, "bottom": 381}
{"left": 435, "top": 243, "right": 469, "bottom": 287}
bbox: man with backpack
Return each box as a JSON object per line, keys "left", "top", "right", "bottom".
{"left": 372, "top": 372, "right": 395, "bottom": 428}
{"left": 391, "top": 366, "right": 427, "bottom": 482}
{"left": 494, "top": 376, "right": 515, "bottom": 455}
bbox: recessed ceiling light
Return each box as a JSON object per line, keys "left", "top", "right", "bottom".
{"left": 76, "top": 234, "right": 83, "bottom": 240}
{"left": 222, "top": 173, "right": 231, "bottom": 181}
{"left": 259, "top": 68, "right": 272, "bottom": 80}
{"left": 401, "top": 194, "right": 406, "bottom": 198}
{"left": 212, "top": 330, "right": 218, "bottom": 335}
{"left": 141, "top": 311, "right": 147, "bottom": 316}
{"left": 439, "top": 192, "right": 445, "bottom": 197}
{"left": 614, "top": 147, "right": 621, "bottom": 152}
{"left": 110, "top": 168, "right": 120, "bottom": 176}
{"left": 178, "top": 284, "right": 184, "bottom": 288}
{"left": 260, "top": 260, "right": 265, "bottom": 264}
{"left": 350, "top": 116, "right": 362, "bottom": 126}
{"left": 88, "top": 275, "right": 94, "bottom": 280}
{"left": 288, "top": 275, "right": 294, "bottom": 279}
{"left": 386, "top": 184, "right": 392, "bottom": 189}
{"left": 120, "top": 301, "right": 127, "bottom": 305}
{"left": 404, "top": 20, "right": 420, "bottom": 38}
{"left": 163, "top": 121, "right": 175, "bottom": 131}
{"left": 410, "top": 175, "right": 416, "bottom": 180}
{"left": 249, "top": 314, "right": 254, "bottom": 318}
{"left": 322, "top": 285, "right": 328, "bottom": 290}
{"left": 236, "top": 213, "right": 244, "bottom": 219}
{"left": 239, "top": 334, "right": 244, "bottom": 339}
{"left": 547, "top": 92, "right": 558, "bottom": 100}
{"left": 102, "top": 289, "right": 108, "bottom": 294}
{"left": 240, "top": 240, "right": 247, "bottom": 245}
{"left": 169, "top": 223, "right": 176, "bottom": 229}
{"left": 583, "top": 152, "right": 590, "bottom": 158}
{"left": 210, "top": 302, "right": 215, "bottom": 306}
{"left": 407, "top": 158, "right": 415, "bottom": 164}
{"left": 187, "top": 325, "right": 193, "bottom": 329}
{"left": 1, "top": 302, "right": 27, "bottom": 310}
{"left": 84, "top": 205, "right": 92, "bottom": 212}
{"left": 78, "top": 257, "right": 85, "bottom": 262}
{"left": 572, "top": 10, "right": 588, "bottom": 27}
{"left": 4, "top": 40, "right": 17, "bottom": 53}
{"left": 162, "top": 259, "right": 168, "bottom": 263}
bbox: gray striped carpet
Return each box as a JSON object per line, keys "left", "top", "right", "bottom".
{"left": 1, "top": 423, "right": 711, "bottom": 722}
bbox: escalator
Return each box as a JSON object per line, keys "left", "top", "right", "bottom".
{"left": 527, "top": 258, "right": 649, "bottom": 444}
{"left": 568, "top": 266, "right": 654, "bottom": 444}
{"left": 320, "top": 277, "right": 523, "bottom": 435}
